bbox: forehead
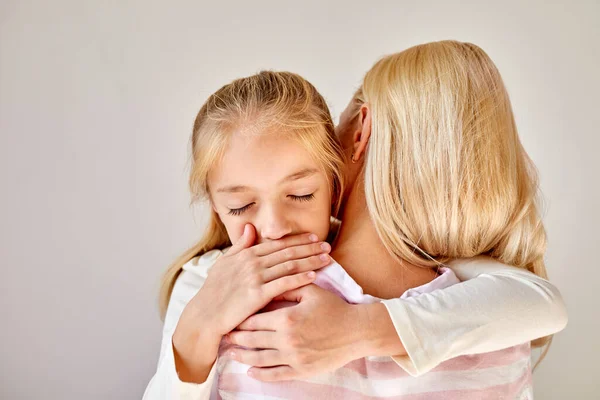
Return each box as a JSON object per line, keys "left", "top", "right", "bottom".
{"left": 208, "top": 130, "right": 324, "bottom": 188}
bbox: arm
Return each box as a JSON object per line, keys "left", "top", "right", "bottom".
{"left": 230, "top": 256, "right": 567, "bottom": 381}
{"left": 143, "top": 227, "right": 331, "bottom": 398}
{"left": 382, "top": 256, "right": 568, "bottom": 376}
{"left": 142, "top": 253, "right": 219, "bottom": 400}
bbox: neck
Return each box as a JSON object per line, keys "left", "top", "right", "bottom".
{"left": 331, "top": 179, "right": 437, "bottom": 299}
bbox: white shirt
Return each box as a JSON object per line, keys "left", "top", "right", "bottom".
{"left": 143, "top": 252, "right": 567, "bottom": 400}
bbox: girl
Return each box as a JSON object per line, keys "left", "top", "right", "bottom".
{"left": 144, "top": 48, "right": 566, "bottom": 398}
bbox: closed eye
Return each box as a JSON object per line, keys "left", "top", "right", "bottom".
{"left": 289, "top": 193, "right": 315, "bottom": 202}
{"left": 228, "top": 203, "right": 254, "bottom": 216}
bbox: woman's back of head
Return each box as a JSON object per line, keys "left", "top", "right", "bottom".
{"left": 358, "top": 41, "right": 547, "bottom": 283}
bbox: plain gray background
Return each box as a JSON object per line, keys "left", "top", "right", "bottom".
{"left": 1, "top": 0, "right": 598, "bottom": 399}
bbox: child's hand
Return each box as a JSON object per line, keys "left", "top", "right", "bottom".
{"left": 207, "top": 224, "right": 332, "bottom": 334}
{"left": 174, "top": 224, "right": 332, "bottom": 362}
{"left": 171, "top": 224, "right": 331, "bottom": 383}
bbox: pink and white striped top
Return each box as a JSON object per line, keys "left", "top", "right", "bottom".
{"left": 215, "top": 260, "right": 533, "bottom": 399}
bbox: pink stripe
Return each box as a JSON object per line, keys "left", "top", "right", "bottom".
{"left": 383, "top": 369, "right": 532, "bottom": 400}
{"left": 219, "top": 373, "right": 381, "bottom": 400}
{"left": 341, "top": 358, "right": 411, "bottom": 379}
{"left": 432, "top": 342, "right": 531, "bottom": 372}
{"left": 342, "top": 343, "right": 530, "bottom": 379}
{"left": 218, "top": 367, "right": 531, "bottom": 399}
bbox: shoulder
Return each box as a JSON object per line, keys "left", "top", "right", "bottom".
{"left": 445, "top": 256, "right": 528, "bottom": 281}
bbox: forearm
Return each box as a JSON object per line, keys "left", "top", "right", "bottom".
{"left": 143, "top": 259, "right": 220, "bottom": 400}
{"left": 172, "top": 302, "right": 223, "bottom": 384}
{"left": 379, "top": 258, "right": 567, "bottom": 376}
{"left": 354, "top": 302, "right": 407, "bottom": 358}
{"left": 172, "top": 327, "right": 221, "bottom": 384}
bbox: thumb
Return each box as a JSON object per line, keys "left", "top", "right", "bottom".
{"left": 228, "top": 224, "right": 256, "bottom": 255}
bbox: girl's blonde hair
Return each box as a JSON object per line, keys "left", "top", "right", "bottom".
{"left": 159, "top": 71, "right": 345, "bottom": 318}
{"left": 355, "top": 41, "right": 551, "bottom": 349}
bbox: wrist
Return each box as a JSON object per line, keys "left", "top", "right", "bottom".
{"left": 175, "top": 304, "right": 224, "bottom": 352}
{"left": 355, "top": 302, "right": 407, "bottom": 358}
{"left": 172, "top": 319, "right": 222, "bottom": 384}
{"left": 185, "top": 292, "right": 228, "bottom": 337}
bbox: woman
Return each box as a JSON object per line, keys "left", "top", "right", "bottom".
{"left": 144, "top": 41, "right": 567, "bottom": 398}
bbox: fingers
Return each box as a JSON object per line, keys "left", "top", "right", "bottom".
{"left": 227, "top": 224, "right": 256, "bottom": 256}
{"left": 262, "top": 253, "right": 330, "bottom": 282}
{"left": 251, "top": 233, "right": 320, "bottom": 257}
{"left": 228, "top": 330, "right": 277, "bottom": 350}
{"left": 229, "top": 349, "right": 283, "bottom": 368}
{"left": 271, "top": 286, "right": 309, "bottom": 303}
{"left": 237, "top": 308, "right": 288, "bottom": 331}
{"left": 260, "top": 240, "right": 330, "bottom": 269}
{"left": 247, "top": 366, "right": 297, "bottom": 382}
{"left": 262, "top": 271, "right": 315, "bottom": 300}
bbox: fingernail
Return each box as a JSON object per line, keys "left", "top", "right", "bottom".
{"left": 309, "top": 233, "right": 318, "bottom": 242}
{"left": 320, "top": 254, "right": 329, "bottom": 262}
{"left": 229, "top": 351, "right": 236, "bottom": 358}
{"left": 320, "top": 242, "right": 330, "bottom": 251}
{"left": 307, "top": 271, "right": 316, "bottom": 278}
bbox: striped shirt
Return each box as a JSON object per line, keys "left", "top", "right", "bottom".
{"left": 143, "top": 251, "right": 566, "bottom": 400}
{"left": 215, "top": 260, "right": 533, "bottom": 399}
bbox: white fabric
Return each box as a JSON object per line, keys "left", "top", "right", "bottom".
{"left": 143, "top": 253, "right": 567, "bottom": 400}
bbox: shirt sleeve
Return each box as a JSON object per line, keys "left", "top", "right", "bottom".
{"left": 381, "top": 256, "right": 568, "bottom": 376}
{"left": 143, "top": 250, "right": 224, "bottom": 400}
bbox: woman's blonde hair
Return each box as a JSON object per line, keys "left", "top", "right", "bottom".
{"left": 355, "top": 41, "right": 551, "bottom": 349}
{"left": 158, "top": 71, "right": 345, "bottom": 318}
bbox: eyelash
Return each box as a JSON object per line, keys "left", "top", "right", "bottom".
{"left": 227, "top": 193, "right": 315, "bottom": 216}
{"left": 289, "top": 193, "right": 315, "bottom": 202}
{"left": 228, "top": 203, "right": 254, "bottom": 216}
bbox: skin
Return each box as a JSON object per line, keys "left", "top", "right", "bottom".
{"left": 172, "top": 129, "right": 336, "bottom": 383}
{"left": 173, "top": 102, "right": 436, "bottom": 384}
{"left": 227, "top": 101, "right": 438, "bottom": 381}
{"left": 209, "top": 130, "right": 332, "bottom": 245}
{"left": 172, "top": 228, "right": 330, "bottom": 383}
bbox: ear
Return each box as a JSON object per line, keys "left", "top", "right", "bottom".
{"left": 352, "top": 104, "right": 372, "bottom": 162}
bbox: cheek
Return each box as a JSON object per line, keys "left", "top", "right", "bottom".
{"left": 299, "top": 193, "right": 332, "bottom": 241}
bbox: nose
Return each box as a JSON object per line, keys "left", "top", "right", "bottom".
{"left": 258, "top": 203, "right": 293, "bottom": 241}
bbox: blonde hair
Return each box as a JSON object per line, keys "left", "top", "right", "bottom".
{"left": 355, "top": 41, "right": 551, "bottom": 350}
{"left": 158, "top": 71, "right": 345, "bottom": 318}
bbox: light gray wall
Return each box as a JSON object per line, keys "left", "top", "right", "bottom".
{"left": 1, "top": 1, "right": 598, "bottom": 398}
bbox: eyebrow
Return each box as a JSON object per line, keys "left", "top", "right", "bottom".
{"left": 281, "top": 167, "right": 319, "bottom": 183}
{"left": 215, "top": 168, "right": 319, "bottom": 193}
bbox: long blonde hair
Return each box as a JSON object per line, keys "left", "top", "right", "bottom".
{"left": 159, "top": 71, "right": 345, "bottom": 318}
{"left": 356, "top": 41, "right": 551, "bottom": 348}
